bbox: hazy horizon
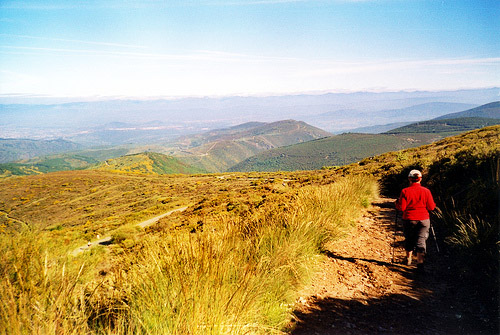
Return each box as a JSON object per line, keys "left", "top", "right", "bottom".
{"left": 1, "top": 0, "right": 499, "bottom": 98}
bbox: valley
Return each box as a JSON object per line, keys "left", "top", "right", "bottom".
{"left": 2, "top": 100, "right": 498, "bottom": 178}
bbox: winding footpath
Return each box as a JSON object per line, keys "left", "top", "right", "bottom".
{"left": 71, "top": 206, "right": 188, "bottom": 256}
{"left": 288, "top": 198, "right": 493, "bottom": 335}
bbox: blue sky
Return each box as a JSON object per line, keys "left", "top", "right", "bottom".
{"left": 0, "top": 0, "right": 498, "bottom": 98}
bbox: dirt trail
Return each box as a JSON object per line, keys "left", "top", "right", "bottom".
{"left": 289, "top": 198, "right": 492, "bottom": 335}
{"left": 71, "top": 206, "right": 188, "bottom": 256}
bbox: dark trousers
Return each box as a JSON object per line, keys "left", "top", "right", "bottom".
{"left": 403, "top": 219, "right": 430, "bottom": 254}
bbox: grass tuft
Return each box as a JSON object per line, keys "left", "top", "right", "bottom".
{"left": 0, "top": 175, "right": 378, "bottom": 334}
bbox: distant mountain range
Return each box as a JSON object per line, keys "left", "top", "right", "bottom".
{"left": 227, "top": 101, "right": 500, "bottom": 172}
{"left": 1, "top": 99, "right": 498, "bottom": 177}
{"left": 1, "top": 88, "right": 498, "bottom": 140}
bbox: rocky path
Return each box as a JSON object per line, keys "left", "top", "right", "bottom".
{"left": 288, "top": 198, "right": 489, "bottom": 335}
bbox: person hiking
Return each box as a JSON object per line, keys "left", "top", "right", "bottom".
{"left": 395, "top": 169, "right": 436, "bottom": 273}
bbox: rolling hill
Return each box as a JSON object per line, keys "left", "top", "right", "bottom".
{"left": 0, "top": 138, "right": 82, "bottom": 163}
{"left": 168, "top": 120, "right": 331, "bottom": 172}
{"left": 0, "top": 120, "right": 329, "bottom": 177}
{"left": 338, "top": 125, "right": 500, "bottom": 196}
{"left": 228, "top": 132, "right": 439, "bottom": 172}
{"left": 94, "top": 152, "right": 205, "bottom": 175}
{"left": 385, "top": 102, "right": 500, "bottom": 134}
{"left": 0, "top": 154, "right": 100, "bottom": 178}
{"left": 229, "top": 102, "right": 500, "bottom": 172}
{"left": 434, "top": 101, "right": 500, "bottom": 119}
{"left": 384, "top": 117, "right": 500, "bottom": 135}
{"left": 0, "top": 147, "right": 134, "bottom": 179}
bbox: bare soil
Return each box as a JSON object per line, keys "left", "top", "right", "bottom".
{"left": 287, "top": 198, "right": 497, "bottom": 335}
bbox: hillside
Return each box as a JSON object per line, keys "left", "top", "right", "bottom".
{"left": 0, "top": 120, "right": 329, "bottom": 177}
{"left": 0, "top": 138, "right": 82, "bottom": 163}
{"left": 173, "top": 121, "right": 268, "bottom": 148}
{"left": 301, "top": 102, "right": 477, "bottom": 132}
{"left": 169, "top": 120, "right": 331, "bottom": 172}
{"left": 0, "top": 154, "right": 100, "bottom": 178}
{"left": 384, "top": 101, "right": 500, "bottom": 134}
{"left": 339, "top": 125, "right": 500, "bottom": 189}
{"left": 1, "top": 126, "right": 498, "bottom": 334}
{"left": 0, "top": 147, "right": 133, "bottom": 179}
{"left": 385, "top": 117, "right": 500, "bottom": 134}
{"left": 228, "top": 132, "right": 439, "bottom": 172}
{"left": 434, "top": 101, "right": 500, "bottom": 119}
{"left": 94, "top": 152, "right": 205, "bottom": 175}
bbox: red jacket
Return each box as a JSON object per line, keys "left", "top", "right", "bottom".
{"left": 396, "top": 183, "right": 436, "bottom": 220}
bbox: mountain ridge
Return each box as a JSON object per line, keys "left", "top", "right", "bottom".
{"left": 228, "top": 102, "right": 499, "bottom": 172}
{"left": 433, "top": 101, "right": 500, "bottom": 120}
{"left": 170, "top": 120, "right": 331, "bottom": 172}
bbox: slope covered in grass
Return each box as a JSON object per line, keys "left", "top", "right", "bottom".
{"left": 0, "top": 147, "right": 132, "bottom": 179}
{"left": 229, "top": 132, "right": 438, "bottom": 172}
{"left": 94, "top": 151, "right": 206, "bottom": 175}
{"left": 0, "top": 171, "right": 377, "bottom": 334}
{"left": 340, "top": 125, "right": 500, "bottom": 322}
{"left": 385, "top": 117, "right": 500, "bottom": 134}
{"left": 170, "top": 120, "right": 332, "bottom": 172}
{"left": 1, "top": 125, "right": 497, "bottom": 334}
{"left": 0, "top": 138, "right": 82, "bottom": 163}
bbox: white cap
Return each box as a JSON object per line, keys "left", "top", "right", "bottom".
{"left": 408, "top": 169, "right": 422, "bottom": 179}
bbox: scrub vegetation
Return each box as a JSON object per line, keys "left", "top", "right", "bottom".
{"left": 0, "top": 171, "right": 376, "bottom": 334}
{"left": 0, "top": 125, "right": 498, "bottom": 334}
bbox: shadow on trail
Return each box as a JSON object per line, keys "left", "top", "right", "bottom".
{"left": 289, "top": 266, "right": 496, "bottom": 335}
{"left": 290, "top": 292, "right": 458, "bottom": 335}
{"left": 324, "top": 251, "right": 404, "bottom": 270}
{"left": 323, "top": 251, "right": 414, "bottom": 282}
{"left": 289, "top": 199, "right": 498, "bottom": 335}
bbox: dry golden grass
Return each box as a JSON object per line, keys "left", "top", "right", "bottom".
{"left": 2, "top": 126, "right": 496, "bottom": 334}
{"left": 0, "top": 169, "right": 338, "bottom": 249}
{"left": 0, "top": 167, "right": 377, "bottom": 334}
